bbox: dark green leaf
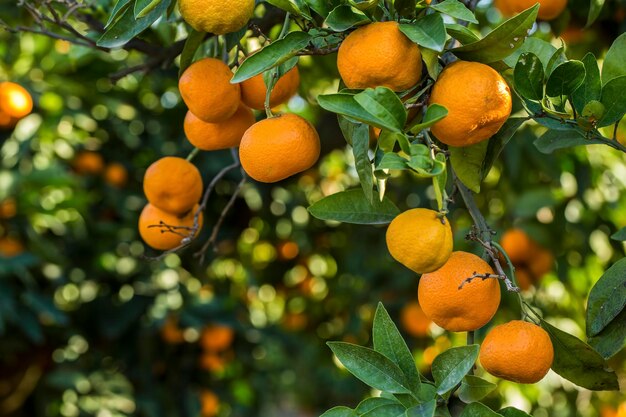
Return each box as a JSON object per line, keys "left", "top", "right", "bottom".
{"left": 481, "top": 117, "right": 526, "bottom": 179}
{"left": 545, "top": 47, "right": 566, "bottom": 76}
{"left": 611, "top": 228, "right": 626, "bottom": 241}
{"left": 449, "top": 141, "right": 489, "bottom": 193}
{"left": 541, "top": 320, "right": 619, "bottom": 391}
{"left": 498, "top": 408, "right": 532, "bottom": 417}
{"left": 134, "top": 0, "right": 161, "bottom": 18}
{"left": 446, "top": 24, "right": 480, "bottom": 44}
{"left": 23, "top": 292, "right": 69, "bottom": 326}
{"left": 327, "top": 342, "right": 411, "bottom": 393}
{"left": 405, "top": 400, "right": 437, "bottom": 417}
{"left": 514, "top": 52, "right": 544, "bottom": 101}
{"left": 459, "top": 402, "right": 502, "bottom": 417}
{"left": 587, "top": 0, "right": 605, "bottom": 26}
{"left": 354, "top": 87, "right": 408, "bottom": 131}
{"left": 545, "top": 60, "right": 586, "bottom": 99}
{"left": 451, "top": 5, "right": 539, "bottom": 63}
{"left": 306, "top": 0, "right": 340, "bottom": 17}
{"left": 431, "top": 0, "right": 478, "bottom": 23}
{"left": 373, "top": 303, "right": 421, "bottom": 394}
{"left": 356, "top": 398, "right": 400, "bottom": 415}
{"left": 16, "top": 306, "right": 44, "bottom": 344}
{"left": 586, "top": 257, "right": 626, "bottom": 337}
{"left": 106, "top": 0, "right": 133, "bottom": 28}
{"left": 350, "top": 122, "right": 374, "bottom": 203}
{"left": 598, "top": 75, "right": 626, "bottom": 127}
{"left": 408, "top": 104, "right": 448, "bottom": 133}
{"left": 432, "top": 345, "right": 480, "bottom": 395}
{"left": 502, "top": 37, "right": 556, "bottom": 69}
{"left": 231, "top": 32, "right": 312, "bottom": 83}
{"left": 601, "top": 33, "right": 626, "bottom": 85}
{"left": 458, "top": 375, "right": 497, "bottom": 403}
{"left": 324, "top": 5, "right": 370, "bottom": 31}
{"left": 377, "top": 153, "right": 409, "bottom": 170}
{"left": 97, "top": 0, "right": 171, "bottom": 48}
{"left": 362, "top": 404, "right": 406, "bottom": 417}
{"left": 320, "top": 407, "right": 358, "bottom": 417}
{"left": 308, "top": 189, "right": 400, "bottom": 225}
{"left": 395, "top": 0, "right": 418, "bottom": 18}
{"left": 266, "top": 0, "right": 312, "bottom": 18}
{"left": 399, "top": 13, "right": 447, "bottom": 52}
{"left": 572, "top": 53, "right": 602, "bottom": 114}
{"left": 588, "top": 308, "right": 626, "bottom": 359}
{"left": 533, "top": 128, "right": 604, "bottom": 154}
{"left": 178, "top": 29, "right": 206, "bottom": 78}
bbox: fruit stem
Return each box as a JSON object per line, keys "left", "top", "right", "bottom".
{"left": 186, "top": 147, "right": 200, "bottom": 162}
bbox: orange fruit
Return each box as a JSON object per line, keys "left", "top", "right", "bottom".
{"left": 494, "top": 0, "right": 567, "bottom": 20}
{"left": 418, "top": 251, "right": 501, "bottom": 332}
{"left": 184, "top": 104, "right": 255, "bottom": 150}
{"left": 514, "top": 267, "right": 533, "bottom": 291}
{"left": 200, "top": 390, "right": 220, "bottom": 417}
{"left": 528, "top": 248, "right": 554, "bottom": 279}
{"left": 429, "top": 61, "right": 512, "bottom": 147}
{"left": 400, "top": 301, "right": 432, "bottom": 337}
{"left": 0, "top": 236, "right": 24, "bottom": 257}
{"left": 0, "top": 82, "right": 33, "bottom": 120}
{"left": 104, "top": 163, "right": 128, "bottom": 188}
{"left": 386, "top": 208, "right": 453, "bottom": 274}
{"left": 239, "top": 113, "right": 320, "bottom": 183}
{"left": 179, "top": 58, "right": 241, "bottom": 123}
{"left": 73, "top": 151, "right": 105, "bottom": 175}
{"left": 179, "top": 0, "right": 255, "bottom": 34}
{"left": 143, "top": 157, "right": 203, "bottom": 215}
{"left": 240, "top": 66, "right": 300, "bottom": 110}
{"left": 499, "top": 228, "right": 536, "bottom": 265}
{"left": 0, "top": 198, "right": 17, "bottom": 219}
{"left": 479, "top": 320, "right": 554, "bottom": 383}
{"left": 337, "top": 21, "right": 423, "bottom": 91}
{"left": 200, "top": 324, "right": 234, "bottom": 351}
{"left": 138, "top": 203, "right": 203, "bottom": 250}
{"left": 281, "top": 312, "right": 308, "bottom": 331}
{"left": 199, "top": 352, "right": 229, "bottom": 373}
{"left": 161, "top": 316, "right": 185, "bottom": 344}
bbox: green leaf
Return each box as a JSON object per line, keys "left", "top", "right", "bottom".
{"left": 354, "top": 87, "right": 407, "bottom": 131}
{"left": 601, "top": 33, "right": 626, "bottom": 85}
{"left": 445, "top": 24, "right": 480, "bottom": 44}
{"left": 588, "top": 308, "right": 626, "bottom": 359}
{"left": 502, "top": 37, "right": 556, "bottom": 69}
{"left": 134, "top": 0, "right": 161, "bottom": 18}
{"left": 432, "top": 345, "right": 480, "bottom": 395}
{"left": 449, "top": 141, "right": 489, "bottom": 193}
{"left": 97, "top": 0, "right": 171, "bottom": 48}
{"left": 178, "top": 29, "right": 206, "bottom": 78}
{"left": 106, "top": 0, "right": 133, "bottom": 28}
{"left": 572, "top": 53, "right": 602, "bottom": 114}
{"left": 611, "top": 227, "right": 626, "bottom": 241}
{"left": 356, "top": 398, "right": 400, "bottom": 415}
{"left": 408, "top": 104, "right": 448, "bottom": 133}
{"left": 231, "top": 32, "right": 312, "bottom": 83}
{"left": 545, "top": 60, "right": 586, "bottom": 100}
{"left": 405, "top": 400, "right": 437, "bottom": 417}
{"left": 308, "top": 189, "right": 400, "bottom": 225}
{"left": 306, "top": 0, "right": 340, "bottom": 17}
{"left": 459, "top": 403, "right": 502, "bottom": 417}
{"left": 430, "top": 0, "right": 478, "bottom": 23}
{"left": 421, "top": 48, "right": 442, "bottom": 80}
{"left": 451, "top": 4, "right": 539, "bottom": 63}
{"left": 373, "top": 303, "right": 421, "bottom": 395}
{"left": 328, "top": 342, "right": 412, "bottom": 393}
{"left": 498, "top": 408, "right": 532, "bottom": 417}
{"left": 349, "top": 122, "right": 374, "bottom": 203}
{"left": 395, "top": 0, "right": 418, "bottom": 18}
{"left": 266, "top": 0, "right": 312, "bottom": 18}
{"left": 587, "top": 0, "right": 605, "bottom": 26}
{"left": 377, "top": 153, "right": 409, "bottom": 170}
{"left": 598, "top": 75, "right": 626, "bottom": 127}
{"left": 481, "top": 117, "right": 526, "bottom": 179}
{"left": 514, "top": 52, "right": 544, "bottom": 101}
{"left": 458, "top": 375, "right": 497, "bottom": 403}
{"left": 399, "top": 13, "right": 447, "bottom": 52}
{"left": 361, "top": 404, "right": 406, "bottom": 417}
{"left": 324, "top": 5, "right": 370, "bottom": 31}
{"left": 541, "top": 320, "right": 619, "bottom": 391}
{"left": 586, "top": 257, "right": 626, "bottom": 337}
{"left": 533, "top": 128, "right": 604, "bottom": 154}
{"left": 320, "top": 407, "right": 358, "bottom": 417}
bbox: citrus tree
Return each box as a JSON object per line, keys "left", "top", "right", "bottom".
{"left": 0, "top": 0, "right": 625, "bottom": 416}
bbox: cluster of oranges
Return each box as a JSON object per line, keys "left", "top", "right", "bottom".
{"left": 72, "top": 151, "right": 129, "bottom": 188}
{"left": 500, "top": 228, "right": 554, "bottom": 291}
{"left": 386, "top": 209, "right": 554, "bottom": 384}
{"left": 0, "top": 81, "right": 33, "bottom": 130}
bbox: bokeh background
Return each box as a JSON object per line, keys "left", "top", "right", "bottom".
{"left": 0, "top": 1, "right": 625, "bottom": 416}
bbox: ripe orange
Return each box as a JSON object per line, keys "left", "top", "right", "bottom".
{"left": 528, "top": 248, "right": 554, "bottom": 279}
{"left": 0, "top": 82, "right": 33, "bottom": 120}
{"left": 0, "top": 198, "right": 17, "bottom": 219}
{"left": 199, "top": 352, "right": 229, "bottom": 373}
{"left": 179, "top": 58, "right": 241, "bottom": 123}
{"left": 400, "top": 301, "right": 432, "bottom": 337}
{"left": 73, "top": 151, "right": 105, "bottom": 175}
{"left": 500, "top": 228, "right": 536, "bottom": 265}
{"left": 179, "top": 0, "right": 255, "bottom": 34}
{"left": 138, "top": 203, "right": 203, "bottom": 250}
{"left": 281, "top": 312, "right": 308, "bottom": 331}
{"left": 495, "top": 0, "right": 567, "bottom": 20}
{"left": 418, "top": 251, "right": 501, "bottom": 332}
{"left": 429, "top": 61, "right": 512, "bottom": 147}
{"left": 479, "top": 320, "right": 554, "bottom": 383}
{"left": 161, "top": 316, "right": 185, "bottom": 344}
{"left": 386, "top": 208, "right": 453, "bottom": 274}
{"left": 0, "top": 236, "right": 24, "bottom": 257}
{"left": 240, "top": 66, "right": 300, "bottom": 110}
{"left": 514, "top": 267, "right": 533, "bottom": 291}
{"left": 200, "top": 324, "right": 234, "bottom": 351}
{"left": 184, "top": 104, "right": 255, "bottom": 150}
{"left": 239, "top": 113, "right": 320, "bottom": 183}
{"left": 337, "top": 21, "right": 423, "bottom": 91}
{"left": 104, "top": 163, "right": 128, "bottom": 188}
{"left": 143, "top": 157, "right": 203, "bottom": 215}
{"left": 200, "top": 390, "right": 220, "bottom": 417}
